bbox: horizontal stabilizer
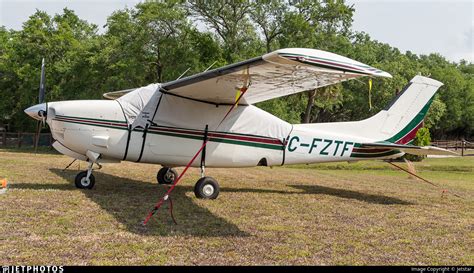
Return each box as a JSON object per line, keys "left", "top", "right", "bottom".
{"left": 360, "top": 143, "right": 459, "bottom": 156}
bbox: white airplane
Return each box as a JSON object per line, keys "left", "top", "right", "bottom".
{"left": 25, "top": 48, "right": 456, "bottom": 199}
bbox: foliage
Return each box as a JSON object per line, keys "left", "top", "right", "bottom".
{"left": 0, "top": 9, "right": 99, "bottom": 130}
{"left": 414, "top": 127, "right": 432, "bottom": 146}
{"left": 0, "top": 1, "right": 472, "bottom": 139}
{"left": 405, "top": 127, "right": 431, "bottom": 162}
{"left": 424, "top": 97, "right": 446, "bottom": 130}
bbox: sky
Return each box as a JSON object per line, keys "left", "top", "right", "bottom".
{"left": 347, "top": 0, "right": 473, "bottom": 63}
{"left": 1, "top": 0, "right": 473, "bottom": 63}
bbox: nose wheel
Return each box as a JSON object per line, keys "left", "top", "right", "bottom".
{"left": 194, "top": 177, "right": 220, "bottom": 199}
{"left": 74, "top": 160, "right": 97, "bottom": 189}
{"left": 157, "top": 167, "right": 178, "bottom": 185}
{"left": 75, "top": 170, "right": 95, "bottom": 189}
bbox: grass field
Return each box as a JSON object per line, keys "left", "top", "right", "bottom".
{"left": 0, "top": 149, "right": 472, "bottom": 265}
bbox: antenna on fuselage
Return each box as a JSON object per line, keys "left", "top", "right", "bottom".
{"left": 203, "top": 61, "right": 217, "bottom": 72}
{"left": 176, "top": 68, "right": 191, "bottom": 80}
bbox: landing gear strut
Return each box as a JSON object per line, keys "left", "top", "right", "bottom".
{"left": 75, "top": 162, "right": 95, "bottom": 189}
{"left": 157, "top": 167, "right": 178, "bottom": 185}
{"left": 75, "top": 151, "right": 100, "bottom": 190}
{"left": 193, "top": 167, "right": 219, "bottom": 199}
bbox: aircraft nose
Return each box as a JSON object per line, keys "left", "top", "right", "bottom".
{"left": 24, "top": 103, "right": 47, "bottom": 120}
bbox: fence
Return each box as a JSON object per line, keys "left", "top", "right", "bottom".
{"left": 0, "top": 132, "right": 53, "bottom": 148}
{"left": 431, "top": 139, "right": 474, "bottom": 156}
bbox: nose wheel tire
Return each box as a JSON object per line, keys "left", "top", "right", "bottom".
{"left": 157, "top": 167, "right": 178, "bottom": 185}
{"left": 194, "top": 177, "right": 219, "bottom": 199}
{"left": 75, "top": 171, "right": 95, "bottom": 189}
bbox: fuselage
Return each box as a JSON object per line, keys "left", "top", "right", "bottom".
{"left": 31, "top": 98, "right": 401, "bottom": 168}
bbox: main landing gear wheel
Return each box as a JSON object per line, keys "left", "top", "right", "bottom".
{"left": 194, "top": 177, "right": 220, "bottom": 199}
{"left": 157, "top": 167, "right": 178, "bottom": 185}
{"left": 75, "top": 171, "right": 95, "bottom": 189}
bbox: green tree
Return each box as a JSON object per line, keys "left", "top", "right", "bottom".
{"left": 96, "top": 1, "right": 194, "bottom": 90}
{"left": 249, "top": 0, "right": 287, "bottom": 53}
{"left": 0, "top": 9, "right": 99, "bottom": 131}
{"left": 96, "top": 1, "right": 223, "bottom": 91}
{"left": 277, "top": 0, "right": 355, "bottom": 123}
{"left": 187, "top": 0, "right": 262, "bottom": 63}
{"left": 424, "top": 97, "right": 447, "bottom": 130}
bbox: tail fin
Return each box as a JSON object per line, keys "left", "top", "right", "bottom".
{"left": 379, "top": 76, "right": 443, "bottom": 144}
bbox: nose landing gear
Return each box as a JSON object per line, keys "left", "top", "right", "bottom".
{"left": 74, "top": 151, "right": 100, "bottom": 190}
{"left": 75, "top": 162, "right": 96, "bottom": 189}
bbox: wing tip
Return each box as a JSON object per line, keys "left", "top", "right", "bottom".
{"left": 269, "top": 48, "right": 392, "bottom": 79}
{"left": 377, "top": 71, "right": 393, "bottom": 78}
{"left": 103, "top": 93, "right": 115, "bottom": 100}
{"left": 410, "top": 75, "right": 444, "bottom": 87}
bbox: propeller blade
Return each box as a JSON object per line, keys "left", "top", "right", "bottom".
{"left": 39, "top": 58, "right": 46, "bottom": 104}
{"left": 34, "top": 120, "right": 41, "bottom": 154}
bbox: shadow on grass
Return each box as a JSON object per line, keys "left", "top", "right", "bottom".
{"left": 14, "top": 168, "right": 249, "bottom": 237}
{"left": 12, "top": 168, "right": 412, "bottom": 236}
{"left": 290, "top": 185, "right": 413, "bottom": 205}
{"left": 220, "top": 185, "right": 413, "bottom": 205}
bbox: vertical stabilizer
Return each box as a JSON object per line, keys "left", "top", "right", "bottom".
{"left": 381, "top": 76, "right": 443, "bottom": 144}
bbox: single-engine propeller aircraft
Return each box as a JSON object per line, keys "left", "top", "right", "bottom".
{"left": 25, "top": 48, "right": 456, "bottom": 199}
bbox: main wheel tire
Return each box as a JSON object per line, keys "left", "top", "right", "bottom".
{"left": 194, "top": 177, "right": 219, "bottom": 199}
{"left": 157, "top": 167, "right": 178, "bottom": 185}
{"left": 75, "top": 171, "right": 95, "bottom": 189}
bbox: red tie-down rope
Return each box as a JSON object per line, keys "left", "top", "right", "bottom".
{"left": 387, "top": 161, "right": 464, "bottom": 199}
{"left": 143, "top": 86, "right": 249, "bottom": 226}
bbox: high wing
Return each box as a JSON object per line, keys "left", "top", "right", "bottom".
{"left": 160, "top": 48, "right": 392, "bottom": 105}
{"left": 360, "top": 143, "right": 459, "bottom": 156}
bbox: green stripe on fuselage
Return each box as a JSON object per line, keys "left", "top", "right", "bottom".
{"left": 56, "top": 114, "right": 127, "bottom": 124}
{"left": 54, "top": 117, "right": 284, "bottom": 151}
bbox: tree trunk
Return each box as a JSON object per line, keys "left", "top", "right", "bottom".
{"left": 156, "top": 60, "right": 162, "bottom": 83}
{"left": 155, "top": 47, "right": 162, "bottom": 82}
{"left": 303, "top": 90, "right": 316, "bottom": 123}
